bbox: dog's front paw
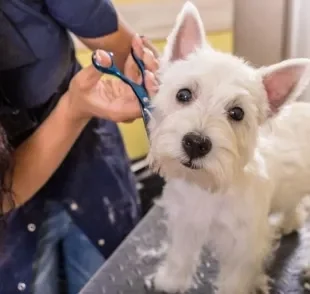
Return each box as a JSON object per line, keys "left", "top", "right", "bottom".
{"left": 145, "top": 265, "right": 192, "bottom": 293}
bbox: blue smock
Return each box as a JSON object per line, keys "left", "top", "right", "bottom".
{"left": 0, "top": 1, "right": 140, "bottom": 293}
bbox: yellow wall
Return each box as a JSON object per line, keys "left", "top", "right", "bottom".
{"left": 76, "top": 26, "right": 233, "bottom": 160}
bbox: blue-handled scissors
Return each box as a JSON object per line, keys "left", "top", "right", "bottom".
{"left": 91, "top": 49, "right": 153, "bottom": 135}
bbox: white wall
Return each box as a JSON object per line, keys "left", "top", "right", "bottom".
{"left": 234, "top": 0, "right": 310, "bottom": 102}
{"left": 285, "top": 0, "right": 310, "bottom": 101}
{"left": 115, "top": 0, "right": 233, "bottom": 40}
{"left": 234, "top": 0, "right": 287, "bottom": 67}
{"left": 72, "top": 0, "right": 233, "bottom": 50}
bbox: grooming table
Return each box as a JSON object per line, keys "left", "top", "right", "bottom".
{"left": 80, "top": 205, "right": 310, "bottom": 294}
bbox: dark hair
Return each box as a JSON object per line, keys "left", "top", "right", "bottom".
{"left": 0, "top": 81, "right": 15, "bottom": 218}
{"left": 0, "top": 123, "right": 14, "bottom": 219}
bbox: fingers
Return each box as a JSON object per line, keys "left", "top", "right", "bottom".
{"left": 95, "top": 50, "right": 113, "bottom": 68}
{"left": 138, "top": 36, "right": 159, "bottom": 81}
{"left": 125, "top": 35, "right": 159, "bottom": 85}
{"left": 125, "top": 35, "right": 144, "bottom": 81}
{"left": 144, "top": 70, "right": 159, "bottom": 97}
{"left": 74, "top": 50, "right": 111, "bottom": 90}
{"left": 141, "top": 36, "right": 160, "bottom": 58}
{"left": 132, "top": 34, "right": 144, "bottom": 59}
{"left": 138, "top": 36, "right": 159, "bottom": 76}
{"left": 114, "top": 71, "right": 158, "bottom": 122}
{"left": 143, "top": 47, "right": 159, "bottom": 74}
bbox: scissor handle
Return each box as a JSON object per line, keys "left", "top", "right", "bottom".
{"left": 91, "top": 50, "right": 154, "bottom": 132}
{"left": 92, "top": 51, "right": 120, "bottom": 77}
{"left": 91, "top": 51, "right": 151, "bottom": 110}
{"left": 130, "top": 48, "right": 146, "bottom": 87}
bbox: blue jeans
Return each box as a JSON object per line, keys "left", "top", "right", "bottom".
{"left": 33, "top": 202, "right": 105, "bottom": 294}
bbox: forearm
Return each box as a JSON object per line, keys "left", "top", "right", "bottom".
{"left": 3, "top": 94, "right": 89, "bottom": 212}
{"left": 79, "top": 14, "right": 135, "bottom": 71}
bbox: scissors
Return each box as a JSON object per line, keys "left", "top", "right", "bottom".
{"left": 91, "top": 48, "right": 153, "bottom": 135}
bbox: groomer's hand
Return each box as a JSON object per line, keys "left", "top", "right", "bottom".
{"left": 67, "top": 35, "right": 159, "bottom": 123}
{"left": 142, "top": 36, "right": 160, "bottom": 59}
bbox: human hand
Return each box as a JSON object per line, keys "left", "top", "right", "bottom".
{"left": 141, "top": 36, "right": 160, "bottom": 59}
{"left": 67, "top": 35, "right": 159, "bottom": 123}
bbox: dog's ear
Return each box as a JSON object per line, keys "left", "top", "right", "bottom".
{"left": 260, "top": 59, "right": 310, "bottom": 114}
{"left": 162, "top": 1, "right": 209, "bottom": 65}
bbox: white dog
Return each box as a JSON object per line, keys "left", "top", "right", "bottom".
{"left": 145, "top": 2, "right": 310, "bottom": 294}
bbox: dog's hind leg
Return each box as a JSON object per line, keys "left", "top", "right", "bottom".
{"left": 280, "top": 208, "right": 306, "bottom": 235}
{"left": 279, "top": 197, "right": 309, "bottom": 236}
{"left": 271, "top": 192, "right": 310, "bottom": 236}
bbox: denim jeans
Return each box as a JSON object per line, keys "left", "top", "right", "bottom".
{"left": 33, "top": 201, "right": 105, "bottom": 294}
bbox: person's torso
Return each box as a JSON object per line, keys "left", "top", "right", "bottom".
{"left": 0, "top": 1, "right": 140, "bottom": 293}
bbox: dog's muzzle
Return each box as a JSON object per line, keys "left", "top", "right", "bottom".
{"left": 181, "top": 132, "right": 212, "bottom": 169}
{"left": 182, "top": 132, "right": 212, "bottom": 159}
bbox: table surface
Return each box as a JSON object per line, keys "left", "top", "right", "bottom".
{"left": 80, "top": 205, "right": 310, "bottom": 294}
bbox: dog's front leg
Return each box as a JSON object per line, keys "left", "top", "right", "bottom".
{"left": 150, "top": 217, "right": 207, "bottom": 293}
{"left": 216, "top": 224, "right": 272, "bottom": 294}
{"left": 217, "top": 263, "right": 269, "bottom": 294}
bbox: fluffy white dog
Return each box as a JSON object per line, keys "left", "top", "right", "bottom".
{"left": 146, "top": 2, "right": 310, "bottom": 294}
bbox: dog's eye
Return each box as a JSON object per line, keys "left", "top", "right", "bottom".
{"left": 176, "top": 88, "right": 192, "bottom": 103}
{"left": 228, "top": 107, "right": 244, "bottom": 121}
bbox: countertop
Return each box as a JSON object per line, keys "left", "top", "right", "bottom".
{"left": 80, "top": 205, "right": 310, "bottom": 294}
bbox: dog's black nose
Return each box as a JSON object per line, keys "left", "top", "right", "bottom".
{"left": 182, "top": 133, "right": 212, "bottom": 159}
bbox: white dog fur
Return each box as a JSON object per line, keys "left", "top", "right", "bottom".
{"left": 146, "top": 2, "right": 310, "bottom": 294}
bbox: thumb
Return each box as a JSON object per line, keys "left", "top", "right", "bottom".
{"left": 78, "top": 50, "right": 112, "bottom": 89}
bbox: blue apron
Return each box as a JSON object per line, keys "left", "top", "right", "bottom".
{"left": 0, "top": 1, "right": 141, "bottom": 293}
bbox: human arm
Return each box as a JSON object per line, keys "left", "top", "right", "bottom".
{"left": 1, "top": 38, "right": 159, "bottom": 214}
{"left": 79, "top": 15, "right": 135, "bottom": 72}
{"left": 79, "top": 18, "right": 159, "bottom": 73}
{"left": 44, "top": 0, "right": 159, "bottom": 71}
{"left": 2, "top": 92, "right": 88, "bottom": 213}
